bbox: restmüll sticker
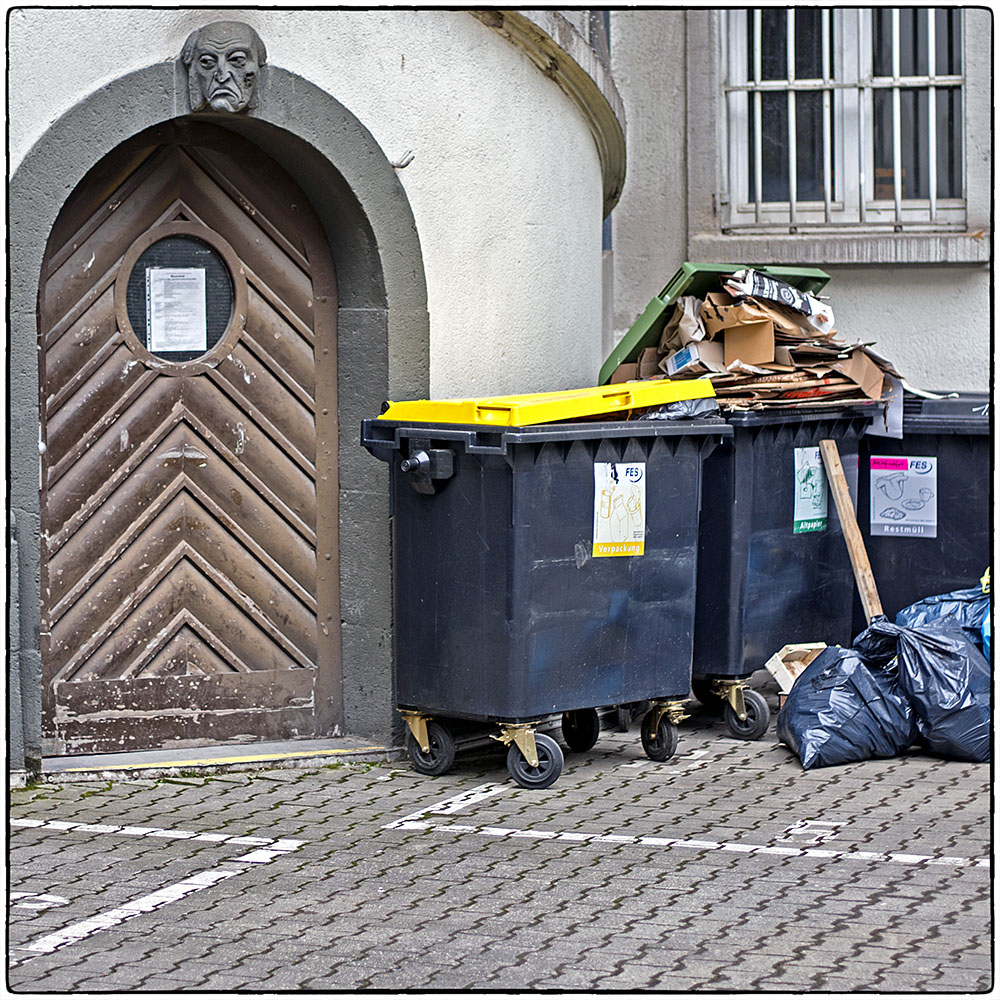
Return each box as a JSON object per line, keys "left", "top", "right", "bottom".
{"left": 870, "top": 456, "right": 937, "bottom": 537}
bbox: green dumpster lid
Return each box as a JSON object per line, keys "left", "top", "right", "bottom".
{"left": 598, "top": 262, "right": 831, "bottom": 385}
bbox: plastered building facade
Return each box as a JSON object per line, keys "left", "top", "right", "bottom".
{"left": 8, "top": 8, "right": 991, "bottom": 777}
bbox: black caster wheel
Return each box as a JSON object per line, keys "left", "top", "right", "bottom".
{"left": 507, "top": 733, "right": 563, "bottom": 789}
{"left": 724, "top": 689, "right": 770, "bottom": 740}
{"left": 640, "top": 710, "right": 679, "bottom": 762}
{"left": 616, "top": 706, "right": 632, "bottom": 732}
{"left": 561, "top": 708, "right": 601, "bottom": 752}
{"left": 406, "top": 721, "right": 456, "bottom": 775}
{"left": 692, "top": 679, "right": 724, "bottom": 712}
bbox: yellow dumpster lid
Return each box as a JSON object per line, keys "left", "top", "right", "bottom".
{"left": 378, "top": 378, "right": 715, "bottom": 427}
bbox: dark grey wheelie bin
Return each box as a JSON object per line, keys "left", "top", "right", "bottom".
{"left": 853, "top": 392, "right": 991, "bottom": 634}
{"left": 362, "top": 413, "right": 732, "bottom": 788}
{"left": 691, "top": 404, "right": 876, "bottom": 739}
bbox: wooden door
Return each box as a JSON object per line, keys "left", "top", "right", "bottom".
{"left": 38, "top": 121, "right": 340, "bottom": 754}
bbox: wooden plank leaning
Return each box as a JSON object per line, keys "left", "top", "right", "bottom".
{"left": 819, "top": 438, "right": 884, "bottom": 625}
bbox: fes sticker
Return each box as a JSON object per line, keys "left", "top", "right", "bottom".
{"left": 794, "top": 447, "right": 828, "bottom": 533}
{"left": 593, "top": 462, "right": 645, "bottom": 557}
{"left": 870, "top": 456, "right": 937, "bottom": 537}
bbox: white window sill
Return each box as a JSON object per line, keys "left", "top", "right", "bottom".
{"left": 689, "top": 230, "right": 990, "bottom": 266}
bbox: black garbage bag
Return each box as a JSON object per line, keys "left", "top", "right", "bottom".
{"left": 777, "top": 647, "right": 918, "bottom": 769}
{"left": 854, "top": 617, "right": 990, "bottom": 763}
{"left": 639, "top": 397, "right": 720, "bottom": 421}
{"left": 853, "top": 614, "right": 900, "bottom": 665}
{"left": 895, "top": 586, "right": 990, "bottom": 649}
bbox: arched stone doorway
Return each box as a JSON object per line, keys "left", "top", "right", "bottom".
{"left": 10, "top": 63, "right": 429, "bottom": 762}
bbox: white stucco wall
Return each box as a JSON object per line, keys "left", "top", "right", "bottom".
{"left": 8, "top": 7, "right": 606, "bottom": 398}
{"left": 609, "top": 11, "right": 688, "bottom": 342}
{"left": 825, "top": 268, "right": 991, "bottom": 394}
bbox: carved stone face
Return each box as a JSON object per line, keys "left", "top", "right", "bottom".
{"left": 183, "top": 22, "right": 266, "bottom": 113}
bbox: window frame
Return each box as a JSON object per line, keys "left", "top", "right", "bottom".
{"left": 686, "top": 8, "right": 990, "bottom": 265}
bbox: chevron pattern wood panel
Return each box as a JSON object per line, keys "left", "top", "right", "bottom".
{"left": 39, "top": 124, "right": 335, "bottom": 753}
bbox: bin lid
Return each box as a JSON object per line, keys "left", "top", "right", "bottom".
{"left": 377, "top": 378, "right": 715, "bottom": 427}
{"left": 904, "top": 392, "right": 990, "bottom": 418}
{"left": 598, "top": 262, "right": 831, "bottom": 385}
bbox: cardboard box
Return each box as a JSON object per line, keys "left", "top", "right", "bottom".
{"left": 637, "top": 347, "right": 663, "bottom": 379}
{"left": 660, "top": 340, "right": 726, "bottom": 376}
{"left": 700, "top": 293, "right": 778, "bottom": 366}
{"left": 699, "top": 292, "right": 738, "bottom": 337}
{"left": 831, "top": 347, "right": 885, "bottom": 400}
{"left": 609, "top": 362, "right": 639, "bottom": 384}
{"left": 750, "top": 299, "right": 813, "bottom": 339}
{"left": 765, "top": 643, "right": 827, "bottom": 694}
{"left": 724, "top": 321, "right": 775, "bottom": 366}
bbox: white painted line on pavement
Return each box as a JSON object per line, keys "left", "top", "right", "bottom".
{"left": 9, "top": 817, "right": 309, "bottom": 966}
{"left": 778, "top": 819, "right": 846, "bottom": 844}
{"left": 383, "top": 782, "right": 507, "bottom": 829}
{"left": 380, "top": 815, "right": 989, "bottom": 873}
{"left": 13, "top": 868, "right": 242, "bottom": 963}
{"left": 10, "top": 893, "right": 70, "bottom": 911}
{"left": 9, "top": 816, "right": 305, "bottom": 852}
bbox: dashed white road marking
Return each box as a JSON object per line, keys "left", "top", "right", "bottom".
{"left": 9, "top": 817, "right": 307, "bottom": 966}
{"left": 384, "top": 782, "right": 507, "bottom": 829}
{"left": 382, "top": 815, "right": 989, "bottom": 872}
{"left": 10, "top": 893, "right": 70, "bottom": 911}
{"left": 621, "top": 749, "right": 712, "bottom": 773}
{"left": 778, "top": 819, "right": 846, "bottom": 844}
{"left": 9, "top": 817, "right": 304, "bottom": 851}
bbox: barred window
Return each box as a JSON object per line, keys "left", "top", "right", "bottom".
{"left": 723, "top": 8, "right": 965, "bottom": 232}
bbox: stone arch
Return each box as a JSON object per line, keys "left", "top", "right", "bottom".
{"left": 10, "top": 62, "right": 427, "bottom": 765}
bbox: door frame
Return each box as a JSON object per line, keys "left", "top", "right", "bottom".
{"left": 10, "top": 63, "right": 429, "bottom": 766}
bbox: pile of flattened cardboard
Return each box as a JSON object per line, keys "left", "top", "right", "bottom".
{"left": 611, "top": 268, "right": 900, "bottom": 410}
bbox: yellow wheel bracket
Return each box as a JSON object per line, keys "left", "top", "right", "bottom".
{"left": 400, "top": 711, "right": 431, "bottom": 754}
{"left": 492, "top": 724, "right": 539, "bottom": 768}
{"left": 649, "top": 700, "right": 689, "bottom": 728}
{"left": 712, "top": 681, "right": 747, "bottom": 721}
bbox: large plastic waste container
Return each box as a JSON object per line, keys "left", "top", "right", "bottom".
{"left": 362, "top": 384, "right": 731, "bottom": 788}
{"left": 853, "top": 393, "right": 990, "bottom": 634}
{"left": 691, "top": 405, "right": 876, "bottom": 739}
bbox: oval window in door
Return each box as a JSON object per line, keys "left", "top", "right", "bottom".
{"left": 114, "top": 220, "right": 248, "bottom": 374}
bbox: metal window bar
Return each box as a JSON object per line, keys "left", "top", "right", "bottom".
{"left": 822, "top": 9, "right": 832, "bottom": 222}
{"left": 858, "top": 9, "right": 867, "bottom": 223}
{"left": 891, "top": 8, "right": 903, "bottom": 223}
{"left": 753, "top": 10, "right": 763, "bottom": 224}
{"left": 927, "top": 9, "right": 937, "bottom": 222}
{"left": 725, "top": 76, "right": 961, "bottom": 92}
{"left": 787, "top": 9, "right": 798, "bottom": 226}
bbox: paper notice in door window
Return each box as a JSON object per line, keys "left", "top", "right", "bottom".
{"left": 593, "top": 462, "right": 645, "bottom": 557}
{"left": 146, "top": 267, "right": 207, "bottom": 352}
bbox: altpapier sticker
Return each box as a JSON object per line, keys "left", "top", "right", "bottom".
{"left": 793, "top": 447, "right": 828, "bottom": 533}
{"left": 147, "top": 267, "right": 208, "bottom": 353}
{"left": 593, "top": 462, "right": 645, "bottom": 557}
{"left": 870, "top": 455, "right": 937, "bottom": 537}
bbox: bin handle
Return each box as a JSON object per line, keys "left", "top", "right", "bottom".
{"left": 601, "top": 390, "right": 633, "bottom": 409}
{"left": 472, "top": 405, "right": 513, "bottom": 425}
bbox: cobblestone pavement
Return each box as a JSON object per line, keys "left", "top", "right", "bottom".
{"left": 8, "top": 701, "right": 992, "bottom": 993}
